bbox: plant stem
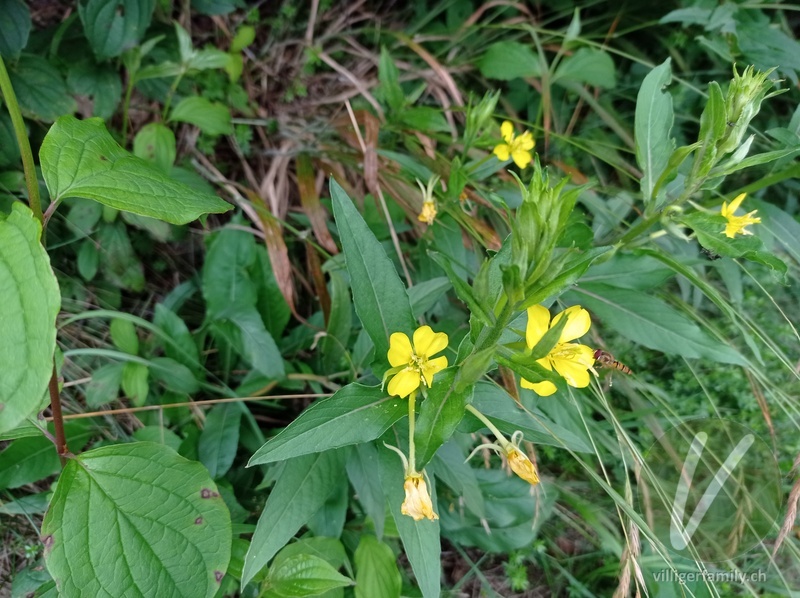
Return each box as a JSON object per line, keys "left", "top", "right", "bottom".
{"left": 407, "top": 391, "right": 417, "bottom": 474}
{"left": 465, "top": 404, "right": 509, "bottom": 446}
{"left": 0, "top": 56, "right": 69, "bottom": 464}
{"left": 0, "top": 56, "right": 43, "bottom": 223}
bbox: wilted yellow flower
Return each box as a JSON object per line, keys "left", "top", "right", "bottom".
{"left": 493, "top": 120, "right": 535, "bottom": 169}
{"left": 386, "top": 326, "right": 448, "bottom": 398}
{"left": 418, "top": 200, "right": 437, "bottom": 225}
{"left": 401, "top": 472, "right": 438, "bottom": 521}
{"left": 720, "top": 193, "right": 761, "bottom": 238}
{"left": 505, "top": 445, "right": 540, "bottom": 486}
{"left": 522, "top": 305, "right": 595, "bottom": 397}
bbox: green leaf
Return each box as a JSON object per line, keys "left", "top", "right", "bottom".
{"left": 231, "top": 25, "right": 255, "bottom": 53}
{"left": 379, "top": 47, "right": 404, "bottom": 113}
{"left": 0, "top": 0, "right": 31, "bottom": 58}
{"left": 76, "top": 240, "right": 99, "bottom": 280}
{"left": 429, "top": 252, "right": 492, "bottom": 325}
{"left": 121, "top": 361, "right": 149, "bottom": 406}
{"left": 133, "top": 123, "right": 177, "bottom": 174}
{"left": 569, "top": 284, "right": 747, "bottom": 365}
{"left": 268, "top": 554, "right": 353, "bottom": 597}
{"left": 78, "top": 0, "right": 156, "bottom": 59}
{"left": 110, "top": 317, "right": 139, "bottom": 355}
{"left": 320, "top": 269, "right": 353, "bottom": 372}
{"left": 66, "top": 60, "right": 122, "bottom": 119}
{"left": 42, "top": 442, "right": 231, "bottom": 597}
{"left": 408, "top": 277, "right": 450, "bottom": 318}
{"left": 0, "top": 112, "right": 20, "bottom": 167}
{"left": 40, "top": 116, "right": 232, "bottom": 224}
{"left": 635, "top": 58, "right": 674, "bottom": 205}
{"left": 430, "top": 441, "right": 485, "bottom": 518}
{"left": 8, "top": 55, "right": 76, "bottom": 122}
{"left": 96, "top": 221, "right": 145, "bottom": 291}
{"left": 377, "top": 444, "right": 440, "bottom": 598}
{"left": 682, "top": 212, "right": 787, "bottom": 281}
{"left": 0, "top": 203, "right": 60, "bottom": 435}
{"left": 345, "top": 443, "right": 386, "bottom": 538}
{"left": 413, "top": 368, "right": 471, "bottom": 469}
{"left": 330, "top": 179, "right": 415, "bottom": 367}
{"left": 354, "top": 536, "right": 401, "bottom": 598}
{"left": 466, "top": 383, "right": 593, "bottom": 453}
{"left": 149, "top": 357, "right": 200, "bottom": 394}
{"left": 0, "top": 422, "right": 92, "bottom": 490}
{"left": 254, "top": 246, "right": 291, "bottom": 339}
{"left": 242, "top": 450, "right": 345, "bottom": 587}
{"left": 554, "top": 48, "right": 616, "bottom": 89}
{"left": 153, "top": 304, "right": 202, "bottom": 371}
{"left": 85, "top": 362, "right": 123, "bottom": 406}
{"left": 169, "top": 96, "right": 233, "bottom": 135}
{"left": 478, "top": 41, "right": 541, "bottom": 80}
{"left": 248, "top": 385, "right": 406, "bottom": 465}
{"left": 199, "top": 403, "right": 242, "bottom": 479}
{"left": 522, "top": 246, "right": 613, "bottom": 308}
{"left": 132, "top": 426, "right": 183, "bottom": 451}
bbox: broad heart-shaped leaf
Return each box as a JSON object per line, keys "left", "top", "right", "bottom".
{"left": 8, "top": 55, "right": 77, "bottom": 122}
{"left": 169, "top": 96, "right": 233, "bottom": 136}
{"left": 248, "top": 384, "right": 406, "bottom": 465}
{"left": 413, "top": 368, "right": 471, "bottom": 469}
{"left": 567, "top": 284, "right": 747, "bottom": 365}
{"left": 329, "top": 179, "right": 415, "bottom": 369}
{"left": 354, "top": 535, "right": 401, "bottom": 598}
{"left": 0, "top": 0, "right": 30, "bottom": 58}
{"left": 242, "top": 450, "right": 345, "bottom": 587}
{"left": 0, "top": 203, "right": 60, "bottom": 435}
{"left": 635, "top": 58, "right": 674, "bottom": 206}
{"left": 40, "top": 116, "right": 231, "bottom": 224}
{"left": 377, "top": 444, "right": 440, "bottom": 598}
{"left": 41, "top": 442, "right": 231, "bottom": 597}
{"left": 78, "top": 0, "right": 156, "bottom": 59}
{"left": 682, "top": 212, "right": 787, "bottom": 282}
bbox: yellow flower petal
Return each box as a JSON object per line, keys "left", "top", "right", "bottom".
{"left": 387, "top": 368, "right": 420, "bottom": 398}
{"left": 511, "top": 148, "right": 532, "bottom": 169}
{"left": 526, "top": 305, "right": 551, "bottom": 349}
{"left": 413, "top": 326, "right": 448, "bottom": 359}
{"left": 421, "top": 356, "right": 448, "bottom": 387}
{"left": 401, "top": 473, "right": 438, "bottom": 521}
{"left": 506, "top": 448, "right": 540, "bottom": 485}
{"left": 552, "top": 306, "right": 591, "bottom": 343}
{"left": 551, "top": 345, "right": 594, "bottom": 388}
{"left": 500, "top": 120, "right": 515, "bottom": 143}
{"left": 387, "top": 332, "right": 413, "bottom": 367}
{"left": 728, "top": 192, "right": 747, "bottom": 213}
{"left": 521, "top": 378, "right": 557, "bottom": 396}
{"left": 516, "top": 131, "right": 535, "bottom": 151}
{"left": 493, "top": 143, "right": 511, "bottom": 161}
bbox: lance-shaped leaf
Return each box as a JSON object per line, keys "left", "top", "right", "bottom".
{"left": 248, "top": 384, "right": 406, "bottom": 465}
{"left": 0, "top": 203, "right": 60, "bottom": 435}
{"left": 329, "top": 179, "right": 415, "bottom": 368}
{"left": 40, "top": 116, "right": 231, "bottom": 224}
{"left": 41, "top": 442, "right": 231, "bottom": 597}
{"left": 635, "top": 58, "right": 674, "bottom": 206}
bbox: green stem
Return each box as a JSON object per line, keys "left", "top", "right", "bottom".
{"left": 465, "top": 404, "right": 509, "bottom": 446}
{"left": 407, "top": 391, "right": 417, "bottom": 474}
{"left": 0, "top": 56, "right": 43, "bottom": 223}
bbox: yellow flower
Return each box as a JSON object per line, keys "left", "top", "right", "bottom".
{"left": 401, "top": 472, "right": 438, "bottom": 521}
{"left": 506, "top": 445, "right": 540, "bottom": 486}
{"left": 386, "top": 326, "right": 448, "bottom": 398}
{"left": 418, "top": 200, "right": 437, "bottom": 225}
{"left": 493, "top": 120, "right": 535, "bottom": 169}
{"left": 720, "top": 193, "right": 761, "bottom": 238}
{"left": 521, "top": 305, "right": 595, "bottom": 397}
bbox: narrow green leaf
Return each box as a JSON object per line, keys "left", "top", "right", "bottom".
{"left": 268, "top": 554, "right": 353, "bottom": 597}
{"left": 430, "top": 441, "right": 485, "bottom": 518}
{"left": 42, "top": 442, "right": 231, "bottom": 597}
{"left": 329, "top": 179, "right": 415, "bottom": 368}
{"left": 346, "top": 443, "right": 386, "bottom": 538}
{"left": 379, "top": 47, "right": 404, "bottom": 113}
{"left": 377, "top": 445, "right": 440, "bottom": 598}
{"left": 635, "top": 58, "right": 674, "bottom": 204}
{"left": 78, "top": 0, "right": 155, "bottom": 59}
{"left": 198, "top": 403, "right": 242, "bottom": 479}
{"left": 321, "top": 269, "right": 353, "bottom": 372}
{"left": 0, "top": 204, "right": 60, "bottom": 435}
{"left": 40, "top": 116, "right": 231, "bottom": 224}
{"left": 569, "top": 284, "right": 747, "bottom": 365}
{"left": 413, "top": 368, "right": 471, "bottom": 469}
{"left": 429, "top": 252, "right": 492, "bottom": 325}
{"left": 248, "top": 385, "right": 406, "bottom": 466}
{"left": 354, "top": 535, "right": 401, "bottom": 598}
{"left": 242, "top": 450, "right": 345, "bottom": 587}
{"left": 408, "top": 277, "right": 450, "bottom": 318}
{"left": 169, "top": 96, "right": 233, "bottom": 135}
{"left": 153, "top": 304, "right": 202, "bottom": 371}
{"left": 0, "top": 0, "right": 31, "bottom": 58}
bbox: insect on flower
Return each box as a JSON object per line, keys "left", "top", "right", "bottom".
{"left": 593, "top": 349, "right": 632, "bottom": 375}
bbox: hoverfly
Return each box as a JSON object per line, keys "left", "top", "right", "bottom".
{"left": 593, "top": 349, "right": 632, "bottom": 375}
